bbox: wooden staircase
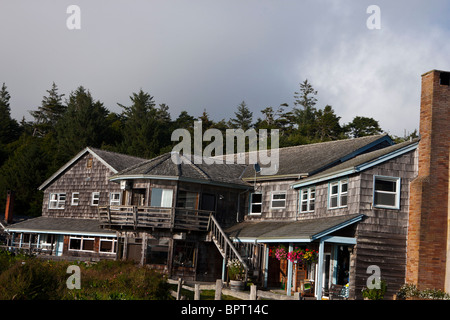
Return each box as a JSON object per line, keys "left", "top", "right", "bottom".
{"left": 208, "top": 215, "right": 249, "bottom": 281}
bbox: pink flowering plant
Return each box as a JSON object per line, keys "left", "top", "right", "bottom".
{"left": 271, "top": 246, "right": 318, "bottom": 265}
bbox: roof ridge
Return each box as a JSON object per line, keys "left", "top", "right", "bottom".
{"left": 183, "top": 154, "right": 212, "bottom": 180}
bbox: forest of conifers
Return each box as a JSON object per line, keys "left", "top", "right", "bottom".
{"left": 0, "top": 80, "right": 416, "bottom": 217}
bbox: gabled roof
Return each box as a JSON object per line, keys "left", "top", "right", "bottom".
{"left": 38, "top": 147, "right": 147, "bottom": 190}
{"left": 292, "top": 138, "right": 419, "bottom": 189}
{"left": 240, "top": 134, "right": 393, "bottom": 181}
{"left": 111, "top": 152, "right": 251, "bottom": 189}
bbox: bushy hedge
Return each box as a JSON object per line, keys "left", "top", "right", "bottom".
{"left": 396, "top": 283, "right": 450, "bottom": 300}
{"left": 0, "top": 250, "right": 171, "bottom": 300}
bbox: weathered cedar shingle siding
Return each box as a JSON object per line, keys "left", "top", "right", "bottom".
{"left": 42, "top": 153, "right": 121, "bottom": 219}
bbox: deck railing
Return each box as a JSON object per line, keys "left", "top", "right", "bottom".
{"left": 98, "top": 206, "right": 213, "bottom": 231}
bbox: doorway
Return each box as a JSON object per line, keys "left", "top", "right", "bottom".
{"left": 131, "top": 189, "right": 146, "bottom": 206}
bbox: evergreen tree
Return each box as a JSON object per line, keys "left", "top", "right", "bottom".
{"left": 344, "top": 116, "right": 383, "bottom": 138}
{"left": 229, "top": 101, "right": 253, "bottom": 130}
{"left": 119, "top": 89, "right": 170, "bottom": 158}
{"left": 30, "top": 82, "right": 66, "bottom": 137}
{"left": 293, "top": 79, "right": 318, "bottom": 139}
{"left": 0, "top": 83, "right": 20, "bottom": 145}
{"left": 55, "top": 86, "right": 109, "bottom": 162}
{"left": 314, "top": 105, "right": 343, "bottom": 141}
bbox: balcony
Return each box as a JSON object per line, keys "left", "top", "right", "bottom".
{"left": 98, "top": 206, "right": 213, "bottom": 232}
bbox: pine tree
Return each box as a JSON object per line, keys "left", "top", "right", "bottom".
{"left": 293, "top": 79, "right": 318, "bottom": 139}
{"left": 55, "top": 86, "right": 109, "bottom": 162}
{"left": 30, "top": 82, "right": 66, "bottom": 137}
{"left": 0, "top": 83, "right": 20, "bottom": 145}
{"left": 344, "top": 116, "right": 383, "bottom": 138}
{"left": 229, "top": 101, "right": 253, "bottom": 130}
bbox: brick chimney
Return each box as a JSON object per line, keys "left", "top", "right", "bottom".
{"left": 406, "top": 70, "right": 450, "bottom": 291}
{"left": 4, "top": 190, "right": 15, "bottom": 224}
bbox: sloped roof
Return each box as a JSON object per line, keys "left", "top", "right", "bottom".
{"left": 240, "top": 134, "right": 393, "bottom": 180}
{"left": 226, "top": 214, "right": 363, "bottom": 242}
{"left": 38, "top": 147, "right": 147, "bottom": 190}
{"left": 111, "top": 152, "right": 251, "bottom": 188}
{"left": 4, "top": 216, "right": 115, "bottom": 236}
{"left": 292, "top": 138, "right": 419, "bottom": 189}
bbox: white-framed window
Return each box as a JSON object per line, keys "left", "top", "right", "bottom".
{"left": 300, "top": 187, "right": 315, "bottom": 213}
{"left": 373, "top": 176, "right": 401, "bottom": 209}
{"left": 69, "top": 236, "right": 95, "bottom": 252}
{"left": 91, "top": 192, "right": 100, "bottom": 206}
{"left": 49, "top": 193, "right": 66, "bottom": 209}
{"left": 71, "top": 192, "right": 79, "bottom": 206}
{"left": 109, "top": 192, "right": 121, "bottom": 206}
{"left": 249, "top": 193, "right": 262, "bottom": 215}
{"left": 150, "top": 188, "right": 173, "bottom": 208}
{"left": 271, "top": 191, "right": 287, "bottom": 209}
{"left": 99, "top": 237, "right": 117, "bottom": 254}
{"left": 329, "top": 179, "right": 348, "bottom": 209}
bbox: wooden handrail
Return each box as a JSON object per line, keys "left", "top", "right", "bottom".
{"left": 208, "top": 214, "right": 249, "bottom": 277}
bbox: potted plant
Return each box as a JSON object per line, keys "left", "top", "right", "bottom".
{"left": 227, "top": 259, "right": 245, "bottom": 291}
{"left": 362, "top": 280, "right": 387, "bottom": 300}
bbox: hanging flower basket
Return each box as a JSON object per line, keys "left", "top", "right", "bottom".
{"left": 271, "top": 245, "right": 318, "bottom": 265}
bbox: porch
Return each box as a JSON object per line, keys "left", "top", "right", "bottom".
{"left": 98, "top": 205, "right": 213, "bottom": 231}
{"left": 226, "top": 214, "right": 363, "bottom": 300}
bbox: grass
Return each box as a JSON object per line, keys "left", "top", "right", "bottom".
{"left": 0, "top": 250, "right": 171, "bottom": 300}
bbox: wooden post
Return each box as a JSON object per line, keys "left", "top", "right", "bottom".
{"left": 194, "top": 284, "right": 201, "bottom": 300}
{"left": 250, "top": 284, "right": 257, "bottom": 300}
{"left": 215, "top": 279, "right": 222, "bottom": 300}
{"left": 176, "top": 278, "right": 183, "bottom": 300}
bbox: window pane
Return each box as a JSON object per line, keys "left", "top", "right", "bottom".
{"left": 341, "top": 195, "right": 348, "bottom": 206}
{"left": 272, "top": 200, "right": 285, "bottom": 208}
{"left": 331, "top": 184, "right": 338, "bottom": 195}
{"left": 82, "top": 239, "right": 95, "bottom": 251}
{"left": 302, "top": 190, "right": 308, "bottom": 200}
{"left": 161, "top": 189, "right": 173, "bottom": 207}
{"left": 330, "top": 196, "right": 338, "bottom": 208}
{"left": 375, "top": 192, "right": 396, "bottom": 206}
{"left": 151, "top": 188, "right": 163, "bottom": 207}
{"left": 100, "top": 240, "right": 113, "bottom": 252}
{"left": 69, "top": 238, "right": 81, "bottom": 250}
{"left": 375, "top": 179, "right": 396, "bottom": 192}
{"left": 251, "top": 204, "right": 262, "bottom": 213}
{"left": 273, "top": 193, "right": 286, "bottom": 200}
{"left": 252, "top": 193, "right": 262, "bottom": 203}
{"left": 309, "top": 200, "right": 315, "bottom": 211}
{"left": 301, "top": 203, "right": 308, "bottom": 212}
{"left": 341, "top": 182, "right": 348, "bottom": 193}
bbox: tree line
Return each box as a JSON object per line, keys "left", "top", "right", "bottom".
{"left": 0, "top": 80, "right": 416, "bottom": 217}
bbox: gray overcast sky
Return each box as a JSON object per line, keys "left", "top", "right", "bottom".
{"left": 1, "top": 1, "right": 450, "bottom": 137}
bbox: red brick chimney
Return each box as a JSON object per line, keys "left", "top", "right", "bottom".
{"left": 406, "top": 70, "right": 450, "bottom": 291}
{"left": 4, "top": 190, "right": 15, "bottom": 224}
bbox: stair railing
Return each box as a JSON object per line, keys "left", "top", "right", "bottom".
{"left": 208, "top": 214, "right": 249, "bottom": 281}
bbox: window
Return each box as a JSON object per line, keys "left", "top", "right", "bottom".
{"left": 373, "top": 176, "right": 401, "bottom": 209}
{"left": 71, "top": 192, "right": 79, "bottom": 206}
{"left": 329, "top": 179, "right": 348, "bottom": 209}
{"left": 300, "top": 187, "right": 315, "bottom": 213}
{"left": 271, "top": 192, "right": 286, "bottom": 209}
{"left": 49, "top": 193, "right": 66, "bottom": 209}
{"left": 69, "top": 236, "right": 96, "bottom": 252}
{"left": 249, "top": 193, "right": 262, "bottom": 215}
{"left": 110, "top": 192, "right": 121, "bottom": 206}
{"left": 150, "top": 188, "right": 173, "bottom": 208}
{"left": 87, "top": 157, "right": 93, "bottom": 168}
{"left": 99, "top": 237, "right": 117, "bottom": 254}
{"left": 91, "top": 192, "right": 100, "bottom": 206}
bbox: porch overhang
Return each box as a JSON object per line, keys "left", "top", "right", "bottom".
{"left": 4, "top": 216, "right": 116, "bottom": 237}
{"left": 226, "top": 214, "right": 363, "bottom": 244}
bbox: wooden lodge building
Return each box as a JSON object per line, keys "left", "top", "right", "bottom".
{"left": 1, "top": 69, "right": 449, "bottom": 300}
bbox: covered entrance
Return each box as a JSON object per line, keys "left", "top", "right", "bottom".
{"left": 226, "top": 214, "right": 363, "bottom": 299}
